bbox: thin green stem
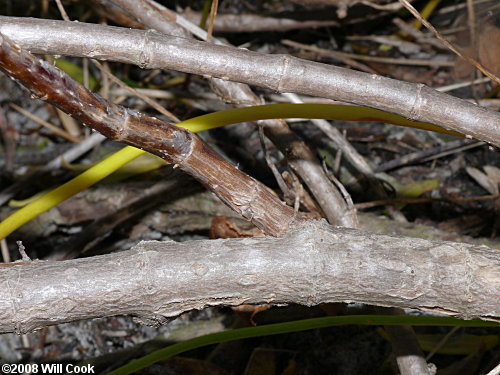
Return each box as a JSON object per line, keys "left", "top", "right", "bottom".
{"left": 108, "top": 315, "right": 499, "bottom": 375}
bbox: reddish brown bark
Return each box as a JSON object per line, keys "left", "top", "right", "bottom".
{"left": 0, "top": 33, "right": 302, "bottom": 236}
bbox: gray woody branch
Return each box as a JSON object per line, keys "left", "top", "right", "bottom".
{"left": 0, "top": 17, "right": 498, "bottom": 147}
{"left": 0, "top": 220, "right": 498, "bottom": 334}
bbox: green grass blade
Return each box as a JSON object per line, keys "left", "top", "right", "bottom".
{"left": 107, "top": 315, "right": 499, "bottom": 375}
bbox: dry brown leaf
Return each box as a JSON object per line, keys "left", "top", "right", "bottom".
{"left": 455, "top": 23, "right": 500, "bottom": 79}
{"left": 209, "top": 216, "right": 263, "bottom": 239}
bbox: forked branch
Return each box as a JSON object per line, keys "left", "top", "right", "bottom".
{"left": 0, "top": 33, "right": 301, "bottom": 236}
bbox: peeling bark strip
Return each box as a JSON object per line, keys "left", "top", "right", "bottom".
{"left": 0, "top": 220, "right": 498, "bottom": 334}
{"left": 0, "top": 33, "right": 301, "bottom": 236}
{"left": 0, "top": 17, "right": 498, "bottom": 146}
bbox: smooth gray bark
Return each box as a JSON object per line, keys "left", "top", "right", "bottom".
{"left": 0, "top": 220, "right": 498, "bottom": 334}
{"left": 0, "top": 17, "right": 498, "bottom": 147}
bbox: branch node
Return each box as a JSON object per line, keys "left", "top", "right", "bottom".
{"left": 277, "top": 54, "right": 292, "bottom": 93}
{"left": 138, "top": 29, "right": 155, "bottom": 69}
{"left": 409, "top": 83, "right": 425, "bottom": 121}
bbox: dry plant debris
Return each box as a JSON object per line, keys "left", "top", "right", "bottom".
{"left": 0, "top": 1, "right": 499, "bottom": 375}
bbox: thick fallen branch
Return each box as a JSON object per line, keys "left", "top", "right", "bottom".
{"left": 0, "top": 17, "right": 498, "bottom": 146}
{"left": 0, "top": 33, "right": 300, "bottom": 236}
{"left": 0, "top": 220, "right": 498, "bottom": 334}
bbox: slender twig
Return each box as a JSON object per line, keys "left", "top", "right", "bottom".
{"left": 282, "top": 39, "right": 455, "bottom": 67}
{"left": 54, "top": 0, "right": 70, "bottom": 21}
{"left": 206, "top": 0, "right": 218, "bottom": 43}
{"left": 9, "top": 103, "right": 80, "bottom": 143}
{"left": 258, "top": 126, "right": 291, "bottom": 199}
{"left": 354, "top": 194, "right": 500, "bottom": 209}
{"left": 0, "top": 239, "right": 9, "bottom": 263}
{"left": 374, "top": 139, "right": 479, "bottom": 172}
{"left": 397, "top": 0, "right": 500, "bottom": 84}
{"left": 0, "top": 132, "right": 106, "bottom": 207}
{"left": 436, "top": 77, "right": 490, "bottom": 92}
{"left": 466, "top": 0, "right": 478, "bottom": 65}
{"left": 179, "top": 8, "right": 340, "bottom": 33}
{"left": 284, "top": 92, "right": 383, "bottom": 193}
{"left": 392, "top": 17, "right": 447, "bottom": 51}
{"left": 92, "top": 60, "right": 179, "bottom": 122}
{"left": 425, "top": 326, "right": 460, "bottom": 361}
